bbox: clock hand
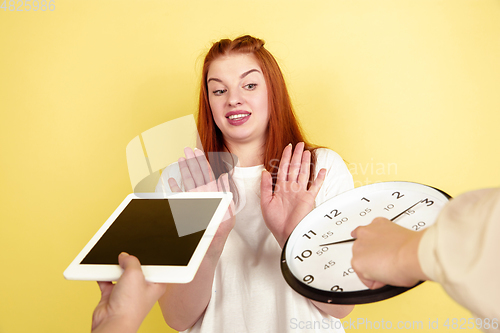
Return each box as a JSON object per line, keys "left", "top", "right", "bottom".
{"left": 318, "top": 199, "right": 426, "bottom": 247}
{"left": 319, "top": 239, "right": 356, "bottom": 247}
{"left": 388, "top": 199, "right": 425, "bottom": 222}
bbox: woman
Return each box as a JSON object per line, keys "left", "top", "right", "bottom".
{"left": 156, "top": 35, "right": 354, "bottom": 332}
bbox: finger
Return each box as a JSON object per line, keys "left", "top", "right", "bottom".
{"left": 118, "top": 254, "right": 166, "bottom": 296}
{"left": 358, "top": 276, "right": 376, "bottom": 289}
{"left": 194, "top": 148, "right": 215, "bottom": 184}
{"left": 118, "top": 252, "right": 142, "bottom": 271}
{"left": 288, "top": 142, "right": 305, "bottom": 182}
{"left": 168, "top": 178, "right": 182, "bottom": 192}
{"left": 178, "top": 157, "right": 196, "bottom": 190}
{"left": 218, "top": 174, "right": 235, "bottom": 222}
{"left": 277, "top": 144, "right": 292, "bottom": 183}
{"left": 297, "top": 149, "right": 311, "bottom": 187}
{"left": 351, "top": 226, "right": 361, "bottom": 238}
{"left": 184, "top": 147, "right": 205, "bottom": 187}
{"left": 260, "top": 169, "right": 274, "bottom": 206}
{"left": 307, "top": 168, "right": 326, "bottom": 198}
{"left": 97, "top": 281, "right": 114, "bottom": 299}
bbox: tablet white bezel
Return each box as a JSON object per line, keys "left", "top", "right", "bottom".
{"left": 63, "top": 191, "right": 232, "bottom": 283}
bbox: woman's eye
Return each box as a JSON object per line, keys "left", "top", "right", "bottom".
{"left": 245, "top": 83, "right": 257, "bottom": 90}
{"left": 213, "top": 89, "right": 226, "bottom": 96}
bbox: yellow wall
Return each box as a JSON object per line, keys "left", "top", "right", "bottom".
{"left": 1, "top": 1, "right": 499, "bottom": 332}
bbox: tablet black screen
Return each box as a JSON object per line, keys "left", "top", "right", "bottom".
{"left": 80, "top": 198, "right": 222, "bottom": 266}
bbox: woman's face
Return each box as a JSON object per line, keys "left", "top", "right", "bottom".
{"left": 207, "top": 53, "right": 269, "bottom": 147}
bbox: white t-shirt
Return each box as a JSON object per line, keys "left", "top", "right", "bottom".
{"left": 156, "top": 148, "right": 354, "bottom": 333}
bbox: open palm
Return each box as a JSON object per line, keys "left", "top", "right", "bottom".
{"left": 168, "top": 147, "right": 235, "bottom": 239}
{"left": 260, "top": 143, "right": 326, "bottom": 248}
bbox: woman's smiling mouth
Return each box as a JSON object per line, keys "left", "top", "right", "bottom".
{"left": 226, "top": 111, "right": 251, "bottom": 125}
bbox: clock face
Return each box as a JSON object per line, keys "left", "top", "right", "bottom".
{"left": 281, "top": 181, "right": 451, "bottom": 305}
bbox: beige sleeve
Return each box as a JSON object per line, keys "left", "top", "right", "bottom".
{"left": 418, "top": 188, "right": 500, "bottom": 326}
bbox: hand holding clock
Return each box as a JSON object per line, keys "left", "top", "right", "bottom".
{"left": 318, "top": 198, "right": 427, "bottom": 246}
{"left": 314, "top": 198, "right": 432, "bottom": 288}
{"left": 280, "top": 182, "right": 450, "bottom": 304}
{"left": 350, "top": 217, "right": 429, "bottom": 289}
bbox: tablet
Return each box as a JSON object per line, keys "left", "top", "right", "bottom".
{"left": 64, "top": 191, "right": 232, "bottom": 283}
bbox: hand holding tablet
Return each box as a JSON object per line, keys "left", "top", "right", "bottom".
{"left": 64, "top": 191, "right": 232, "bottom": 283}
{"left": 91, "top": 253, "right": 167, "bottom": 333}
{"left": 65, "top": 147, "right": 234, "bottom": 283}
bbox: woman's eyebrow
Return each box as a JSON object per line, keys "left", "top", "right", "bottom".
{"left": 240, "top": 68, "right": 261, "bottom": 79}
{"left": 207, "top": 69, "right": 261, "bottom": 84}
{"left": 207, "top": 77, "right": 222, "bottom": 84}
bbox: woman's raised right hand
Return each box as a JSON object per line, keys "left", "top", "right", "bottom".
{"left": 168, "top": 147, "right": 235, "bottom": 238}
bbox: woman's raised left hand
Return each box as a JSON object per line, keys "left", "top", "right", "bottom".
{"left": 260, "top": 142, "right": 326, "bottom": 248}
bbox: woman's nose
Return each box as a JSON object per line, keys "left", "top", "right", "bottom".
{"left": 228, "top": 89, "right": 243, "bottom": 107}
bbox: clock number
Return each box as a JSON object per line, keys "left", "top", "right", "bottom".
{"left": 412, "top": 221, "right": 426, "bottom": 231}
{"left": 361, "top": 197, "right": 370, "bottom": 202}
{"left": 302, "top": 230, "right": 317, "bottom": 239}
{"left": 324, "top": 260, "right": 336, "bottom": 269}
{"left": 359, "top": 208, "right": 372, "bottom": 216}
{"left": 316, "top": 247, "right": 329, "bottom": 256}
{"left": 322, "top": 230, "right": 334, "bottom": 239}
{"left": 331, "top": 285, "right": 343, "bottom": 292}
{"left": 303, "top": 275, "right": 314, "bottom": 284}
{"left": 294, "top": 250, "right": 312, "bottom": 262}
{"left": 392, "top": 191, "right": 404, "bottom": 199}
{"left": 335, "top": 217, "right": 348, "bottom": 226}
{"left": 405, "top": 209, "right": 415, "bottom": 216}
{"left": 422, "top": 198, "right": 434, "bottom": 206}
{"left": 383, "top": 204, "right": 394, "bottom": 211}
{"left": 343, "top": 267, "right": 355, "bottom": 277}
{"left": 324, "top": 209, "right": 341, "bottom": 219}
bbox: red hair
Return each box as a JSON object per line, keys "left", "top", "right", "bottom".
{"left": 197, "top": 35, "right": 319, "bottom": 191}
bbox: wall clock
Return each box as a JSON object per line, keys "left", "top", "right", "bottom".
{"left": 281, "top": 181, "right": 451, "bottom": 304}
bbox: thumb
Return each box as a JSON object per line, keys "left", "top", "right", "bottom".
{"left": 358, "top": 275, "right": 386, "bottom": 290}
{"left": 118, "top": 252, "right": 141, "bottom": 271}
{"left": 260, "top": 169, "right": 273, "bottom": 205}
{"left": 308, "top": 168, "right": 326, "bottom": 197}
{"left": 217, "top": 173, "right": 230, "bottom": 193}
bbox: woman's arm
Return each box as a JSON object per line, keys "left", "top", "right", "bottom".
{"left": 158, "top": 216, "right": 233, "bottom": 330}
{"left": 157, "top": 148, "right": 235, "bottom": 331}
{"left": 260, "top": 143, "right": 354, "bottom": 319}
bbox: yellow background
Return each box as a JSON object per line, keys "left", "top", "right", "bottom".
{"left": 1, "top": 1, "right": 499, "bottom": 332}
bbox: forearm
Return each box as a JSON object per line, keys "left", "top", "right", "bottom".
{"left": 159, "top": 258, "right": 216, "bottom": 330}
{"left": 311, "top": 301, "right": 354, "bottom": 319}
{"left": 92, "top": 316, "right": 141, "bottom": 333}
{"left": 159, "top": 231, "right": 228, "bottom": 331}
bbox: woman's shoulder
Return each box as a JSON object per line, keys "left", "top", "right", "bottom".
{"left": 155, "top": 162, "right": 181, "bottom": 193}
{"left": 313, "top": 147, "right": 354, "bottom": 203}
{"left": 162, "top": 161, "right": 181, "bottom": 174}
{"left": 314, "top": 147, "right": 346, "bottom": 167}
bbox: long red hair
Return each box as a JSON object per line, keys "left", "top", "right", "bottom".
{"left": 197, "top": 35, "right": 319, "bottom": 191}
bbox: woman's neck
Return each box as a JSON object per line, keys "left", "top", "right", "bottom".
{"left": 224, "top": 139, "right": 265, "bottom": 167}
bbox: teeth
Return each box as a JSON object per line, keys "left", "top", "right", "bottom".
{"left": 228, "top": 114, "right": 250, "bottom": 120}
